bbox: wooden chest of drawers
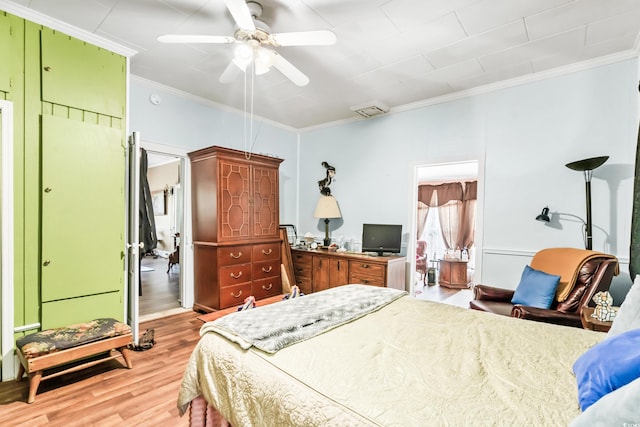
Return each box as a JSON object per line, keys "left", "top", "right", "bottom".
{"left": 194, "top": 241, "right": 282, "bottom": 312}
{"left": 189, "top": 146, "right": 283, "bottom": 312}
{"left": 291, "top": 248, "right": 406, "bottom": 293}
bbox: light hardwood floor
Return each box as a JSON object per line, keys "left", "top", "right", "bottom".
{"left": 140, "top": 254, "right": 181, "bottom": 317}
{"left": 0, "top": 284, "right": 470, "bottom": 426}
{"left": 0, "top": 312, "right": 200, "bottom": 426}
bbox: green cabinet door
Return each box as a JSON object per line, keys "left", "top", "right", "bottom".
{"left": 40, "top": 28, "right": 125, "bottom": 118}
{"left": 0, "top": 13, "right": 16, "bottom": 93}
{"left": 41, "top": 115, "right": 125, "bottom": 304}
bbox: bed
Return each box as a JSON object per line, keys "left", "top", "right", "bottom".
{"left": 177, "top": 283, "right": 640, "bottom": 426}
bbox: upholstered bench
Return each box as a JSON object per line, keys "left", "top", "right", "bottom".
{"left": 15, "top": 318, "right": 133, "bottom": 403}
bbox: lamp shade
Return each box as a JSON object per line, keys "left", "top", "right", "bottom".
{"left": 314, "top": 195, "right": 341, "bottom": 219}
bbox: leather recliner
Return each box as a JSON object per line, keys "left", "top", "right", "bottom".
{"left": 469, "top": 249, "right": 619, "bottom": 328}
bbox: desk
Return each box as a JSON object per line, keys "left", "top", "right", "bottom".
{"left": 580, "top": 307, "right": 613, "bottom": 332}
{"left": 438, "top": 259, "right": 470, "bottom": 289}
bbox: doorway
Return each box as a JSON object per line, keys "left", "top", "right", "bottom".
{"left": 409, "top": 160, "right": 483, "bottom": 298}
{"left": 138, "top": 141, "right": 193, "bottom": 322}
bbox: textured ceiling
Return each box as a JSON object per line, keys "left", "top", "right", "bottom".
{"left": 7, "top": 0, "right": 640, "bottom": 129}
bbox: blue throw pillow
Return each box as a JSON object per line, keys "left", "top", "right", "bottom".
{"left": 510, "top": 265, "right": 560, "bottom": 308}
{"left": 573, "top": 328, "right": 640, "bottom": 411}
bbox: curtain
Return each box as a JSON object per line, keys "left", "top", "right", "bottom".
{"left": 458, "top": 181, "right": 477, "bottom": 249}
{"left": 438, "top": 201, "right": 461, "bottom": 250}
{"left": 418, "top": 181, "right": 476, "bottom": 251}
{"left": 416, "top": 201, "right": 429, "bottom": 239}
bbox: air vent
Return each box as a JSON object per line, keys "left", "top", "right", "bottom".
{"left": 350, "top": 101, "right": 389, "bottom": 118}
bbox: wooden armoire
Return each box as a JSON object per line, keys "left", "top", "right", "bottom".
{"left": 189, "top": 146, "right": 284, "bottom": 312}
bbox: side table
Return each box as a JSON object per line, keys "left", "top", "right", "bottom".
{"left": 580, "top": 307, "right": 613, "bottom": 332}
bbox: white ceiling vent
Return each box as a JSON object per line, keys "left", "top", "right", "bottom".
{"left": 350, "top": 101, "right": 389, "bottom": 118}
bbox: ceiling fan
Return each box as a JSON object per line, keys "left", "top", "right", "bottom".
{"left": 158, "top": 0, "right": 337, "bottom": 87}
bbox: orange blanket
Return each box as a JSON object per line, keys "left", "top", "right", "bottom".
{"left": 530, "top": 248, "right": 618, "bottom": 302}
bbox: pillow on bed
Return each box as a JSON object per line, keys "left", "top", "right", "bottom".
{"left": 608, "top": 275, "right": 640, "bottom": 336}
{"left": 569, "top": 377, "right": 640, "bottom": 426}
{"left": 573, "top": 328, "right": 640, "bottom": 411}
{"left": 510, "top": 265, "right": 560, "bottom": 309}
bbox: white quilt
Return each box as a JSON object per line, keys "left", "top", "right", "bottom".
{"left": 178, "top": 291, "right": 604, "bottom": 426}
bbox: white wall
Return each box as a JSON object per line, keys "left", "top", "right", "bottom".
{"left": 299, "top": 59, "right": 639, "bottom": 300}
{"left": 129, "top": 78, "right": 299, "bottom": 225}
{"left": 130, "top": 59, "right": 640, "bottom": 302}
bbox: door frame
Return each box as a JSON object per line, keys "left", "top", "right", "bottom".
{"left": 140, "top": 140, "right": 193, "bottom": 310}
{"left": 407, "top": 158, "right": 485, "bottom": 296}
{"left": 1, "top": 100, "right": 16, "bottom": 381}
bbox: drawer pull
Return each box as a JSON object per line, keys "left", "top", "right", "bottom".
{"left": 230, "top": 252, "right": 242, "bottom": 259}
{"left": 230, "top": 271, "right": 243, "bottom": 279}
{"left": 262, "top": 248, "right": 273, "bottom": 255}
{"left": 231, "top": 290, "right": 243, "bottom": 299}
{"left": 262, "top": 283, "right": 273, "bottom": 291}
{"left": 262, "top": 266, "right": 273, "bottom": 273}
{"left": 362, "top": 264, "right": 370, "bottom": 269}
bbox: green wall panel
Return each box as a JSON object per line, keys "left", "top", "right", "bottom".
{"left": 41, "top": 291, "right": 122, "bottom": 329}
{"left": 0, "top": 13, "right": 12, "bottom": 92}
{"left": 41, "top": 115, "right": 125, "bottom": 302}
{"left": 40, "top": 28, "right": 125, "bottom": 118}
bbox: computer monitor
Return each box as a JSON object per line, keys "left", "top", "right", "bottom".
{"left": 361, "top": 223, "right": 402, "bottom": 256}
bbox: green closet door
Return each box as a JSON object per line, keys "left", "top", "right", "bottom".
{"left": 0, "top": 14, "right": 13, "bottom": 92}
{"left": 40, "top": 28, "right": 125, "bottom": 118}
{"left": 41, "top": 115, "right": 124, "bottom": 303}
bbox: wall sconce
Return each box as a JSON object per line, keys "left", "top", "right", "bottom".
{"left": 565, "top": 156, "right": 608, "bottom": 250}
{"left": 535, "top": 206, "right": 594, "bottom": 247}
{"left": 314, "top": 195, "right": 341, "bottom": 247}
{"left": 535, "top": 207, "right": 550, "bottom": 222}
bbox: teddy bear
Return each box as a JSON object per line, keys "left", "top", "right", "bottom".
{"left": 591, "top": 291, "right": 619, "bottom": 322}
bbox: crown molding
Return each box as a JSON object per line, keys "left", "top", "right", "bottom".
{"left": 300, "top": 49, "right": 640, "bottom": 133}
{"left": 130, "top": 75, "right": 297, "bottom": 133}
{"left": 0, "top": 0, "right": 136, "bottom": 57}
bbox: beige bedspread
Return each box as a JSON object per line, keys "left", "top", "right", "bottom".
{"left": 178, "top": 294, "right": 604, "bottom": 426}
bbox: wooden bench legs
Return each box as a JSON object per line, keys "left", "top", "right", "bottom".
{"left": 16, "top": 334, "right": 133, "bottom": 403}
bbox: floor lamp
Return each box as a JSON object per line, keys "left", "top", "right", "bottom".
{"left": 314, "top": 195, "right": 341, "bottom": 247}
{"left": 565, "top": 156, "right": 608, "bottom": 250}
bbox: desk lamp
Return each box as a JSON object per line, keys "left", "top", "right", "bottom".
{"left": 314, "top": 195, "right": 341, "bottom": 247}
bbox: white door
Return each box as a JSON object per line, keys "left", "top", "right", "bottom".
{"left": 126, "top": 132, "right": 141, "bottom": 344}
{"left": 1, "top": 100, "right": 16, "bottom": 381}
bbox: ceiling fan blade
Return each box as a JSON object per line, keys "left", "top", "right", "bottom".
{"left": 271, "top": 52, "right": 309, "bottom": 86}
{"left": 223, "top": 0, "right": 256, "bottom": 31}
{"left": 219, "top": 60, "right": 245, "bottom": 84}
{"left": 269, "top": 30, "right": 337, "bottom": 47}
{"left": 158, "top": 35, "right": 235, "bottom": 44}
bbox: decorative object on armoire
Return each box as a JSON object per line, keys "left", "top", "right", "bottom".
{"left": 189, "top": 146, "right": 283, "bottom": 312}
{"left": 314, "top": 195, "right": 342, "bottom": 247}
{"left": 535, "top": 206, "right": 551, "bottom": 222}
{"left": 317, "top": 161, "right": 336, "bottom": 196}
{"left": 565, "top": 156, "right": 609, "bottom": 250}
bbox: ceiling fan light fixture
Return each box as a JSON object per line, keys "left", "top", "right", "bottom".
{"left": 254, "top": 48, "right": 273, "bottom": 75}
{"left": 234, "top": 43, "right": 253, "bottom": 68}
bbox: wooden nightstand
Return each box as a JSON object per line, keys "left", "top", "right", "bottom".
{"left": 580, "top": 307, "right": 613, "bottom": 332}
